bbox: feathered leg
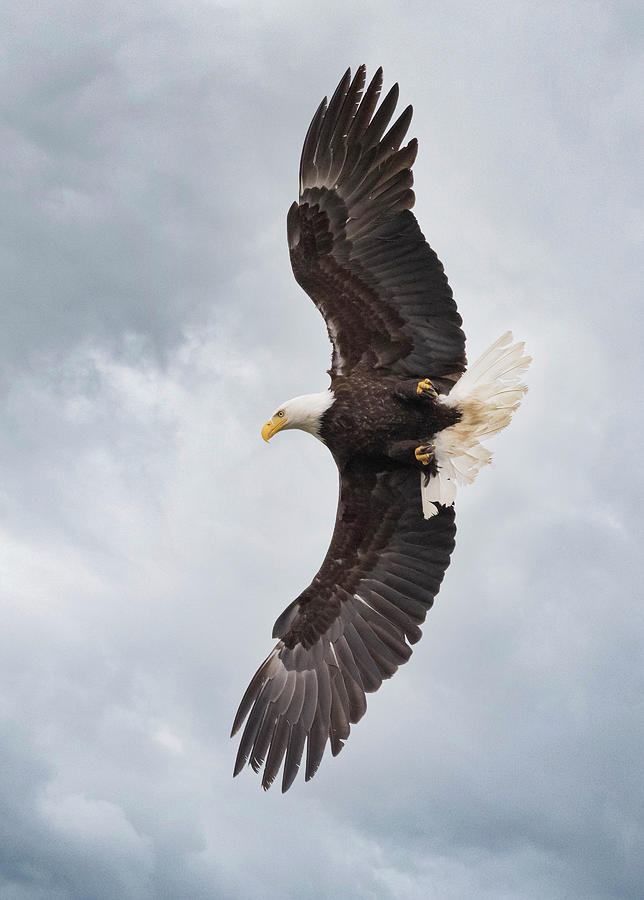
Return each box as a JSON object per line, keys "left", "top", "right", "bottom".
{"left": 393, "top": 378, "right": 439, "bottom": 403}
{"left": 386, "top": 439, "right": 438, "bottom": 476}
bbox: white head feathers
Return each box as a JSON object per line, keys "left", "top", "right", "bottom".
{"left": 273, "top": 389, "right": 335, "bottom": 440}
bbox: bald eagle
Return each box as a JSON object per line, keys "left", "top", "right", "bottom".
{"left": 231, "top": 66, "right": 531, "bottom": 791}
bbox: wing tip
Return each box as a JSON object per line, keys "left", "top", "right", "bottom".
{"left": 230, "top": 706, "right": 246, "bottom": 738}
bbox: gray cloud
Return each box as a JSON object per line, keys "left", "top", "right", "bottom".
{"left": 1, "top": 1, "right": 642, "bottom": 898}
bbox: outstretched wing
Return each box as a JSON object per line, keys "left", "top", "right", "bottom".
{"left": 231, "top": 460, "right": 456, "bottom": 791}
{"left": 287, "top": 65, "right": 466, "bottom": 390}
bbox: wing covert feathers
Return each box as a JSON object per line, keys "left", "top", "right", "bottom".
{"left": 287, "top": 65, "right": 466, "bottom": 386}
{"left": 232, "top": 463, "right": 456, "bottom": 791}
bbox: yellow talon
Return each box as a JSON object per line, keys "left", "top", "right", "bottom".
{"left": 415, "top": 445, "right": 434, "bottom": 466}
{"left": 417, "top": 378, "right": 438, "bottom": 398}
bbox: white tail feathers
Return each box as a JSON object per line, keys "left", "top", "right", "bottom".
{"left": 421, "top": 332, "right": 531, "bottom": 518}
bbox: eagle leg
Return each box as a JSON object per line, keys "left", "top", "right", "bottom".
{"left": 415, "top": 443, "right": 436, "bottom": 468}
{"left": 393, "top": 378, "right": 439, "bottom": 403}
{"left": 416, "top": 378, "right": 439, "bottom": 401}
{"left": 386, "top": 439, "right": 438, "bottom": 476}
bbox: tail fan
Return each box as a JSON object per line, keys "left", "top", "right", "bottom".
{"left": 421, "top": 332, "right": 531, "bottom": 518}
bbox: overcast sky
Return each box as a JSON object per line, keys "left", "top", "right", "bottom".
{"left": 1, "top": 1, "right": 642, "bottom": 898}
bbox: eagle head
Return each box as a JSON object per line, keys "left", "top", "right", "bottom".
{"left": 261, "top": 390, "right": 335, "bottom": 442}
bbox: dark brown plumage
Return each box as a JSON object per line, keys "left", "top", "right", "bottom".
{"left": 232, "top": 463, "right": 456, "bottom": 792}
{"left": 287, "top": 65, "right": 466, "bottom": 389}
{"left": 232, "top": 66, "right": 470, "bottom": 792}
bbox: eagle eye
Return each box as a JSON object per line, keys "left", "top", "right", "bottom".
{"left": 277, "top": 410, "right": 285, "bottom": 418}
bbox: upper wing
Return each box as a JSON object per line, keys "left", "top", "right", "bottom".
{"left": 287, "top": 65, "right": 466, "bottom": 390}
{"left": 231, "top": 460, "right": 456, "bottom": 791}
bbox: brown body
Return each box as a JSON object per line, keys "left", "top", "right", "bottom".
{"left": 323, "top": 374, "right": 460, "bottom": 467}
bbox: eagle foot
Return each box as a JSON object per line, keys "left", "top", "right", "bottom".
{"left": 417, "top": 378, "right": 439, "bottom": 400}
{"left": 415, "top": 443, "right": 435, "bottom": 466}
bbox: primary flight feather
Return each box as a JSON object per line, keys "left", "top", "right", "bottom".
{"left": 231, "top": 66, "right": 531, "bottom": 792}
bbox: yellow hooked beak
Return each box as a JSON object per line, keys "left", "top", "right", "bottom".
{"left": 261, "top": 415, "right": 287, "bottom": 442}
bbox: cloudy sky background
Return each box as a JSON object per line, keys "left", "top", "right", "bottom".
{"left": 1, "top": 1, "right": 642, "bottom": 897}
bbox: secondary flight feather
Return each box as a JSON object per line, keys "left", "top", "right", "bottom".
{"left": 231, "top": 66, "right": 531, "bottom": 791}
